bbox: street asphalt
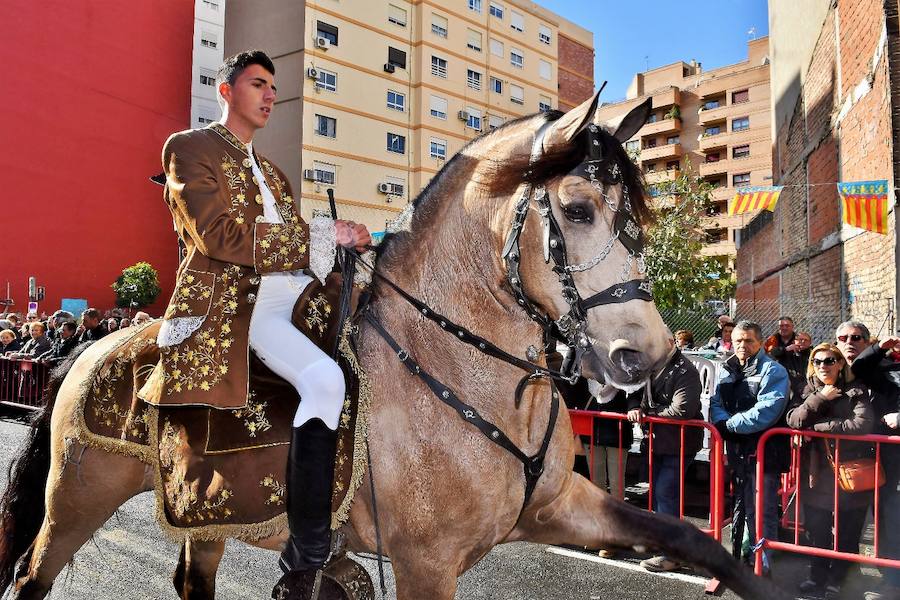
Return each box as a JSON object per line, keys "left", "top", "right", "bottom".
{"left": 0, "top": 406, "right": 883, "bottom": 599}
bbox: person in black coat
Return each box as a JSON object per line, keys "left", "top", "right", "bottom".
{"left": 36, "top": 322, "right": 79, "bottom": 363}
{"left": 582, "top": 379, "right": 640, "bottom": 500}
{"left": 0, "top": 329, "right": 21, "bottom": 354}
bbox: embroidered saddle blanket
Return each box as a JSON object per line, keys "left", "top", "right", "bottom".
{"left": 73, "top": 275, "right": 370, "bottom": 541}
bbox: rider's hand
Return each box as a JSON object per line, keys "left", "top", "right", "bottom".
{"left": 351, "top": 222, "right": 372, "bottom": 251}
{"left": 335, "top": 220, "right": 354, "bottom": 248}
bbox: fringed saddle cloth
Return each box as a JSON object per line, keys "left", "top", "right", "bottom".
{"left": 73, "top": 274, "right": 370, "bottom": 541}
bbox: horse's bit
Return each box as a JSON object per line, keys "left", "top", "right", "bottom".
{"left": 501, "top": 119, "right": 653, "bottom": 375}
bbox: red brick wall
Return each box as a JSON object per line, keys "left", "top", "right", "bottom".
{"left": 736, "top": 1, "right": 897, "bottom": 339}
{"left": 558, "top": 34, "right": 594, "bottom": 110}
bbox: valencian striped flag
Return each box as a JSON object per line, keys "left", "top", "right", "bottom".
{"left": 728, "top": 186, "right": 784, "bottom": 215}
{"left": 838, "top": 180, "right": 890, "bottom": 234}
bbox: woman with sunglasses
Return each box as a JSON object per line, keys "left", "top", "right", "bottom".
{"left": 786, "top": 342, "right": 875, "bottom": 599}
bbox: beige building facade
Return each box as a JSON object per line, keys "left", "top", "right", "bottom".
{"left": 225, "top": 0, "right": 594, "bottom": 232}
{"left": 595, "top": 37, "right": 772, "bottom": 265}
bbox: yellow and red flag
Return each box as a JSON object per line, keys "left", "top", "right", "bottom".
{"left": 838, "top": 180, "right": 890, "bottom": 234}
{"left": 728, "top": 186, "right": 783, "bottom": 215}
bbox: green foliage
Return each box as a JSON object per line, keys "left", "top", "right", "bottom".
{"left": 112, "top": 262, "right": 161, "bottom": 309}
{"left": 643, "top": 167, "right": 734, "bottom": 310}
{"left": 664, "top": 105, "right": 681, "bottom": 121}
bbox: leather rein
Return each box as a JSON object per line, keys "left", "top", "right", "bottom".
{"left": 358, "top": 115, "right": 653, "bottom": 513}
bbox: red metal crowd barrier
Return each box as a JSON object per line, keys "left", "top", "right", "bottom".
{"left": 0, "top": 357, "right": 51, "bottom": 409}
{"left": 754, "top": 427, "right": 900, "bottom": 575}
{"left": 569, "top": 409, "right": 727, "bottom": 542}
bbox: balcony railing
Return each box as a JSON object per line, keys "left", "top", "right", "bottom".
{"left": 640, "top": 142, "right": 682, "bottom": 163}
{"left": 640, "top": 117, "right": 681, "bottom": 137}
{"left": 644, "top": 168, "right": 681, "bottom": 185}
{"left": 698, "top": 104, "right": 729, "bottom": 125}
{"left": 699, "top": 159, "right": 728, "bottom": 177}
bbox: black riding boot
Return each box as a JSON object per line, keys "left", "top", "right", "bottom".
{"left": 278, "top": 418, "right": 338, "bottom": 574}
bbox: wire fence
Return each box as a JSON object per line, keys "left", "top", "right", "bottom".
{"left": 660, "top": 295, "right": 895, "bottom": 348}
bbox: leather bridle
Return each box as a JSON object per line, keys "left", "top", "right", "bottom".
{"left": 501, "top": 118, "right": 653, "bottom": 376}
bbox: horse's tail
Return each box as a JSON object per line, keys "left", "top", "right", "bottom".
{"left": 0, "top": 345, "right": 90, "bottom": 591}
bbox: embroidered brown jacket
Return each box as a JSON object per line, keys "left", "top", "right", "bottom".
{"left": 139, "top": 123, "right": 313, "bottom": 409}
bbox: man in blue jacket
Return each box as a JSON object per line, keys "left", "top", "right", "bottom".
{"left": 709, "top": 320, "right": 790, "bottom": 574}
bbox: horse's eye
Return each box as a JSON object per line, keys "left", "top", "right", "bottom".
{"left": 562, "top": 204, "right": 592, "bottom": 223}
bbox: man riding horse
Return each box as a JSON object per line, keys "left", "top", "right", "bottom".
{"left": 137, "top": 50, "right": 371, "bottom": 597}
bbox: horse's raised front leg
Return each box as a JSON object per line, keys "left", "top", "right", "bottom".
{"left": 509, "top": 473, "right": 790, "bottom": 600}
{"left": 172, "top": 538, "right": 226, "bottom": 600}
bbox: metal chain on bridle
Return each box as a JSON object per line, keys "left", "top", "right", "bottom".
{"left": 501, "top": 119, "right": 653, "bottom": 376}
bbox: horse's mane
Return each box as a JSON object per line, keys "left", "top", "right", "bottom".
{"left": 375, "top": 110, "right": 650, "bottom": 270}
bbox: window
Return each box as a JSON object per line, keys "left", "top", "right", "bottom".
{"left": 198, "top": 115, "right": 215, "bottom": 125}
{"left": 704, "top": 125, "right": 721, "bottom": 137}
{"left": 509, "top": 84, "right": 524, "bottom": 105}
{"left": 467, "top": 69, "right": 482, "bottom": 91}
{"left": 388, "top": 4, "right": 407, "bottom": 27}
{"left": 431, "top": 14, "right": 448, "bottom": 38}
{"left": 202, "top": 0, "right": 219, "bottom": 10}
{"left": 538, "top": 96, "right": 551, "bottom": 112}
{"left": 316, "top": 69, "right": 337, "bottom": 92}
{"left": 490, "top": 38, "right": 504, "bottom": 57}
{"left": 490, "top": 77, "right": 502, "bottom": 94}
{"left": 510, "top": 49, "right": 524, "bottom": 69}
{"left": 430, "top": 137, "right": 448, "bottom": 159}
{"left": 732, "top": 89, "right": 749, "bottom": 104}
{"left": 539, "top": 59, "right": 551, "bottom": 80}
{"left": 705, "top": 152, "right": 721, "bottom": 163}
{"left": 705, "top": 228, "right": 727, "bottom": 244}
{"left": 467, "top": 29, "right": 482, "bottom": 52}
{"left": 645, "top": 163, "right": 657, "bottom": 173}
{"left": 539, "top": 25, "right": 551, "bottom": 45}
{"left": 510, "top": 11, "right": 524, "bottom": 32}
{"left": 316, "top": 21, "right": 339, "bottom": 46}
{"left": 733, "top": 144, "right": 750, "bottom": 159}
{"left": 647, "top": 113, "right": 658, "bottom": 123}
{"left": 625, "top": 140, "right": 640, "bottom": 152}
{"left": 199, "top": 70, "right": 215, "bottom": 86}
{"left": 733, "top": 172, "right": 751, "bottom": 186}
{"left": 666, "top": 160, "right": 680, "bottom": 170}
{"left": 313, "top": 161, "right": 336, "bottom": 185}
{"left": 489, "top": 115, "right": 504, "bottom": 130}
{"left": 702, "top": 100, "right": 720, "bottom": 110}
{"left": 315, "top": 114, "right": 336, "bottom": 138}
{"left": 645, "top": 138, "right": 658, "bottom": 149}
{"left": 387, "top": 132, "right": 406, "bottom": 154}
{"left": 387, "top": 90, "right": 405, "bottom": 111}
{"left": 469, "top": 0, "right": 482, "bottom": 13}
{"left": 431, "top": 55, "right": 448, "bottom": 78}
{"left": 666, "top": 135, "right": 680, "bottom": 145}
{"left": 732, "top": 116, "right": 749, "bottom": 132}
{"left": 490, "top": 2, "right": 504, "bottom": 18}
{"left": 430, "top": 95, "right": 448, "bottom": 119}
{"left": 200, "top": 31, "right": 217, "bottom": 49}
{"left": 388, "top": 47, "right": 407, "bottom": 69}
{"left": 466, "top": 107, "right": 482, "bottom": 130}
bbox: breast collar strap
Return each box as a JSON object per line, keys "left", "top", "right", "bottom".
{"left": 501, "top": 119, "right": 652, "bottom": 366}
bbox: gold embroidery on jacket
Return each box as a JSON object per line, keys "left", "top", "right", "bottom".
{"left": 260, "top": 474, "right": 286, "bottom": 506}
{"left": 221, "top": 155, "right": 251, "bottom": 225}
{"left": 89, "top": 338, "right": 155, "bottom": 440}
{"left": 257, "top": 223, "right": 308, "bottom": 271}
{"left": 261, "top": 160, "right": 298, "bottom": 223}
{"left": 231, "top": 397, "right": 272, "bottom": 437}
{"left": 161, "top": 264, "right": 241, "bottom": 396}
{"left": 305, "top": 293, "right": 332, "bottom": 337}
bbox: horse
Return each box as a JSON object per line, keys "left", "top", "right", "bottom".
{"left": 0, "top": 92, "right": 787, "bottom": 600}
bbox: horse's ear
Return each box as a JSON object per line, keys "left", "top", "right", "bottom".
{"left": 541, "top": 90, "right": 601, "bottom": 153}
{"left": 602, "top": 98, "right": 653, "bottom": 144}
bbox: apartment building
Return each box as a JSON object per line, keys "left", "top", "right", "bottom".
{"left": 595, "top": 37, "right": 772, "bottom": 267}
{"left": 225, "top": 0, "right": 594, "bottom": 231}
{"left": 191, "top": 0, "right": 227, "bottom": 128}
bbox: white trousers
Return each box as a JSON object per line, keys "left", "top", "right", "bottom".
{"left": 248, "top": 273, "right": 345, "bottom": 430}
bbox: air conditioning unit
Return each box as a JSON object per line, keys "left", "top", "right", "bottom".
{"left": 457, "top": 110, "right": 470, "bottom": 121}
{"left": 315, "top": 36, "right": 331, "bottom": 49}
{"left": 383, "top": 63, "right": 396, "bottom": 73}
{"left": 303, "top": 169, "right": 317, "bottom": 181}
{"left": 306, "top": 67, "right": 319, "bottom": 79}
{"left": 377, "top": 182, "right": 391, "bottom": 194}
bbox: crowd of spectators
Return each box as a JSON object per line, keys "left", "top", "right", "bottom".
{"left": 0, "top": 308, "right": 153, "bottom": 364}
{"left": 569, "top": 316, "right": 900, "bottom": 599}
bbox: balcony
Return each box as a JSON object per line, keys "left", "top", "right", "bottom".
{"left": 700, "top": 239, "right": 736, "bottom": 257}
{"left": 699, "top": 159, "right": 728, "bottom": 177}
{"left": 640, "top": 117, "right": 681, "bottom": 137}
{"left": 711, "top": 186, "right": 735, "bottom": 202}
{"left": 702, "top": 213, "right": 745, "bottom": 230}
{"left": 698, "top": 104, "right": 729, "bottom": 125}
{"left": 644, "top": 168, "right": 680, "bottom": 185}
{"left": 640, "top": 142, "right": 682, "bottom": 163}
{"left": 699, "top": 131, "right": 729, "bottom": 151}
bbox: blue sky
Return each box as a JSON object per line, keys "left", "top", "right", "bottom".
{"left": 542, "top": 1, "right": 770, "bottom": 102}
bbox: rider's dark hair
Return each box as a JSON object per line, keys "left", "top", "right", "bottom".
{"left": 216, "top": 50, "right": 275, "bottom": 87}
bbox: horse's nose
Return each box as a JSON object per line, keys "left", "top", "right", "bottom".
{"left": 609, "top": 347, "right": 644, "bottom": 379}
